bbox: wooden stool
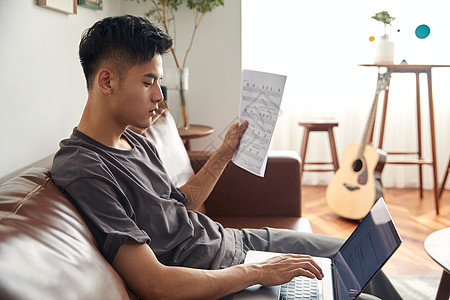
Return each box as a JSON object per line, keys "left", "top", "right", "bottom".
{"left": 298, "top": 120, "right": 339, "bottom": 178}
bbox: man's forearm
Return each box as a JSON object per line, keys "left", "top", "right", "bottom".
{"left": 180, "top": 147, "right": 230, "bottom": 210}
{"left": 114, "top": 240, "right": 261, "bottom": 300}
{"left": 153, "top": 263, "right": 260, "bottom": 300}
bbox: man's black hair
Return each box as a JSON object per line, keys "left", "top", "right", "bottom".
{"left": 79, "top": 15, "right": 173, "bottom": 90}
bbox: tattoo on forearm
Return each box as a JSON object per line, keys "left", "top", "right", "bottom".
{"left": 185, "top": 184, "right": 202, "bottom": 203}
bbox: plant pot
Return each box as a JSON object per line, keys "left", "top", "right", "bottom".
{"left": 374, "top": 35, "right": 395, "bottom": 64}
{"left": 164, "top": 67, "right": 190, "bottom": 129}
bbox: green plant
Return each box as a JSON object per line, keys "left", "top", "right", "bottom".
{"left": 132, "top": 0, "right": 224, "bottom": 69}
{"left": 371, "top": 11, "right": 395, "bottom": 35}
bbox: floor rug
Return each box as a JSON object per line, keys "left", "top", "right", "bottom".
{"left": 389, "top": 275, "right": 441, "bottom": 300}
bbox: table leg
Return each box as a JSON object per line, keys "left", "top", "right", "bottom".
{"left": 183, "top": 139, "right": 191, "bottom": 151}
{"left": 426, "top": 70, "right": 440, "bottom": 215}
{"left": 435, "top": 270, "right": 450, "bottom": 300}
{"left": 415, "top": 72, "right": 424, "bottom": 198}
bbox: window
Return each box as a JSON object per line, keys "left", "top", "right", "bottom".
{"left": 242, "top": 0, "right": 450, "bottom": 187}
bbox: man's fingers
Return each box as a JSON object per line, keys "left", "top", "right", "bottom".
{"left": 234, "top": 121, "right": 248, "bottom": 140}
{"left": 227, "top": 120, "right": 248, "bottom": 141}
{"left": 239, "top": 120, "right": 248, "bottom": 132}
{"left": 297, "top": 263, "right": 323, "bottom": 280}
{"left": 231, "top": 121, "right": 239, "bottom": 129}
{"left": 290, "top": 260, "right": 323, "bottom": 280}
{"left": 257, "top": 254, "right": 325, "bottom": 287}
{"left": 267, "top": 254, "right": 324, "bottom": 279}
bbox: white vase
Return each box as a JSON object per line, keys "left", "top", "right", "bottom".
{"left": 374, "top": 35, "right": 394, "bottom": 64}
{"left": 164, "top": 67, "right": 189, "bottom": 129}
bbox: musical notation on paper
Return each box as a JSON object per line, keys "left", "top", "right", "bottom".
{"left": 232, "top": 70, "right": 287, "bottom": 177}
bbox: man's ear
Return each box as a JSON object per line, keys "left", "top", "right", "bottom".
{"left": 97, "top": 68, "right": 114, "bottom": 95}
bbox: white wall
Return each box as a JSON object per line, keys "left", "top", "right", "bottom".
{"left": 0, "top": 0, "right": 123, "bottom": 177}
{"left": 182, "top": 0, "right": 242, "bottom": 152}
{"left": 0, "top": 0, "right": 241, "bottom": 178}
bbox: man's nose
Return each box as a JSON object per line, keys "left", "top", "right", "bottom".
{"left": 154, "top": 84, "right": 164, "bottom": 103}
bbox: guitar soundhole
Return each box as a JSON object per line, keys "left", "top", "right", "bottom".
{"left": 353, "top": 159, "right": 363, "bottom": 172}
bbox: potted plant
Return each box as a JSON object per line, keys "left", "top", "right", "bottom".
{"left": 371, "top": 11, "right": 395, "bottom": 37}
{"left": 371, "top": 11, "right": 396, "bottom": 64}
{"left": 132, "top": 0, "right": 225, "bottom": 128}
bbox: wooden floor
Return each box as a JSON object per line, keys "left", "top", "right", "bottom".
{"left": 301, "top": 185, "right": 450, "bottom": 276}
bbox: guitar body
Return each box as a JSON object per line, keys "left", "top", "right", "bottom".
{"left": 326, "top": 143, "right": 386, "bottom": 220}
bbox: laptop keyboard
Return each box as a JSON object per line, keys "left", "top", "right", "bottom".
{"left": 279, "top": 276, "right": 321, "bottom": 300}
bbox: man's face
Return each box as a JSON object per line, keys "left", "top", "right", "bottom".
{"left": 113, "top": 54, "right": 164, "bottom": 129}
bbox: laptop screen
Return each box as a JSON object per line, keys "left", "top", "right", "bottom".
{"left": 333, "top": 198, "right": 402, "bottom": 299}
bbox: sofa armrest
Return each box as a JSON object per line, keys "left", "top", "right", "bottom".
{"left": 189, "top": 150, "right": 302, "bottom": 218}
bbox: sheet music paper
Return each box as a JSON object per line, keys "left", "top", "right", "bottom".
{"left": 232, "top": 70, "right": 287, "bottom": 177}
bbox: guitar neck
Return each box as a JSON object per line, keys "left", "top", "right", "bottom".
{"left": 357, "top": 94, "right": 379, "bottom": 157}
{"left": 357, "top": 71, "right": 391, "bottom": 158}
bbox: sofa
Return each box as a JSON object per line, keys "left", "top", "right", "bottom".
{"left": 0, "top": 110, "right": 311, "bottom": 299}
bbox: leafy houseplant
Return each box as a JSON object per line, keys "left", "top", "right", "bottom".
{"left": 371, "top": 11, "right": 396, "bottom": 36}
{"left": 132, "top": 0, "right": 225, "bottom": 128}
{"left": 371, "top": 11, "right": 396, "bottom": 64}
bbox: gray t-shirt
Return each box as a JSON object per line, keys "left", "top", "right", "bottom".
{"left": 51, "top": 128, "right": 243, "bottom": 269}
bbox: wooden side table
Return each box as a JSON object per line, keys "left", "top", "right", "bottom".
{"left": 178, "top": 124, "right": 214, "bottom": 151}
{"left": 424, "top": 227, "right": 450, "bottom": 300}
{"left": 360, "top": 64, "right": 450, "bottom": 215}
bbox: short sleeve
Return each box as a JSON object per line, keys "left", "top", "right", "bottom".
{"left": 65, "top": 177, "right": 150, "bottom": 264}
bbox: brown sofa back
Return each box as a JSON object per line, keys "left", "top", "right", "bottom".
{"left": 0, "top": 168, "right": 133, "bottom": 299}
{"left": 205, "top": 151, "right": 301, "bottom": 217}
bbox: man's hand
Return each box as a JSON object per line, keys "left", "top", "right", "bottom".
{"left": 219, "top": 120, "right": 248, "bottom": 161}
{"left": 255, "top": 254, "right": 324, "bottom": 286}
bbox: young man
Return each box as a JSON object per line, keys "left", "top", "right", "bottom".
{"left": 51, "top": 16, "right": 400, "bottom": 299}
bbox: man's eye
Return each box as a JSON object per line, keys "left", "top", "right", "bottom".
{"left": 144, "top": 82, "right": 154, "bottom": 87}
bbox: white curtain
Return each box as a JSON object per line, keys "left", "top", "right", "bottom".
{"left": 242, "top": 0, "right": 450, "bottom": 189}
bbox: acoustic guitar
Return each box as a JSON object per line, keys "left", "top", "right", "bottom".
{"left": 326, "top": 71, "right": 391, "bottom": 220}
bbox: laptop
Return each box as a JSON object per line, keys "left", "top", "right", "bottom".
{"left": 233, "top": 198, "right": 402, "bottom": 300}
